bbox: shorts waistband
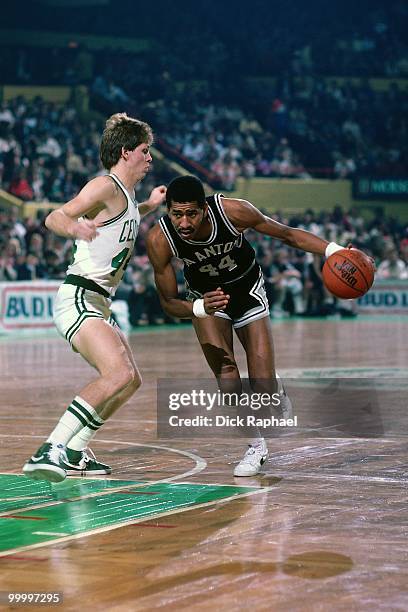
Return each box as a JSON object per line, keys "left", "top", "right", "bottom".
{"left": 222, "top": 259, "right": 257, "bottom": 284}
{"left": 64, "top": 274, "right": 110, "bottom": 298}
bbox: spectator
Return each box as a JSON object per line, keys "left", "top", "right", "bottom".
{"left": 376, "top": 246, "right": 408, "bottom": 279}
{"left": 268, "top": 249, "right": 304, "bottom": 316}
{"left": 0, "top": 239, "right": 18, "bottom": 281}
{"left": 16, "top": 252, "right": 45, "bottom": 280}
{"left": 8, "top": 170, "right": 34, "bottom": 201}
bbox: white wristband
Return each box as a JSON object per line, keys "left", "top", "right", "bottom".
{"left": 325, "top": 242, "right": 344, "bottom": 258}
{"left": 192, "top": 298, "right": 209, "bottom": 318}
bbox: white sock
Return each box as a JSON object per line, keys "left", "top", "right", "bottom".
{"left": 47, "top": 396, "right": 101, "bottom": 447}
{"left": 250, "top": 437, "right": 265, "bottom": 448}
{"left": 68, "top": 415, "right": 105, "bottom": 451}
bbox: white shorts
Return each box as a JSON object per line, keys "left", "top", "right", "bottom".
{"left": 53, "top": 284, "right": 116, "bottom": 347}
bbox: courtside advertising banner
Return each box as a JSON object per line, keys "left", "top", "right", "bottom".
{"left": 0, "top": 281, "right": 60, "bottom": 332}
{"left": 357, "top": 279, "right": 408, "bottom": 314}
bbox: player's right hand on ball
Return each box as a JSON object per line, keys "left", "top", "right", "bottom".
{"left": 347, "top": 243, "right": 376, "bottom": 271}
{"left": 73, "top": 218, "right": 99, "bottom": 242}
{"left": 203, "top": 287, "right": 230, "bottom": 314}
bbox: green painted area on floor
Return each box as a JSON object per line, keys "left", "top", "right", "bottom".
{"left": 0, "top": 475, "right": 144, "bottom": 514}
{"left": 0, "top": 475, "right": 256, "bottom": 553}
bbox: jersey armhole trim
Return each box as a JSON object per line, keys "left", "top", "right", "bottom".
{"left": 214, "top": 194, "right": 241, "bottom": 237}
{"left": 159, "top": 218, "right": 179, "bottom": 258}
{"left": 100, "top": 206, "right": 129, "bottom": 226}
{"left": 100, "top": 174, "right": 130, "bottom": 226}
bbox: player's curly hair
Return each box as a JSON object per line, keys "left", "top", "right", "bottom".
{"left": 166, "top": 175, "right": 206, "bottom": 208}
{"left": 100, "top": 113, "right": 153, "bottom": 170}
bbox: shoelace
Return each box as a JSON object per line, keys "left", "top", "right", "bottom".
{"left": 47, "top": 444, "right": 64, "bottom": 464}
{"left": 242, "top": 445, "right": 264, "bottom": 464}
{"left": 79, "top": 448, "right": 97, "bottom": 468}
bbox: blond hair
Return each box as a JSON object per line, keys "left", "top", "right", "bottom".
{"left": 100, "top": 113, "right": 153, "bottom": 170}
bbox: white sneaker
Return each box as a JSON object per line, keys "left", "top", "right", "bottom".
{"left": 234, "top": 441, "right": 268, "bottom": 477}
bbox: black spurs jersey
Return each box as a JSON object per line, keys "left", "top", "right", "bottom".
{"left": 159, "top": 194, "right": 258, "bottom": 295}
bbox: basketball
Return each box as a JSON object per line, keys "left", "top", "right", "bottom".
{"left": 322, "top": 248, "right": 375, "bottom": 299}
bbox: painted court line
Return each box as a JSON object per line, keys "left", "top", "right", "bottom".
{"left": 274, "top": 471, "right": 408, "bottom": 484}
{"left": 0, "top": 436, "right": 209, "bottom": 520}
{"left": 33, "top": 531, "right": 69, "bottom": 537}
{"left": 0, "top": 496, "right": 49, "bottom": 501}
{"left": 2, "top": 515, "right": 46, "bottom": 521}
{"left": 0, "top": 485, "right": 274, "bottom": 558}
{"left": 0, "top": 434, "right": 208, "bottom": 483}
{"left": 0, "top": 474, "right": 261, "bottom": 518}
{"left": 0, "top": 480, "right": 182, "bottom": 518}
{"left": 0, "top": 436, "right": 271, "bottom": 557}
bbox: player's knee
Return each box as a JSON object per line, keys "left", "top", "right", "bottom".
{"left": 128, "top": 368, "right": 142, "bottom": 393}
{"left": 122, "top": 366, "right": 141, "bottom": 393}
{"left": 217, "top": 360, "right": 239, "bottom": 377}
{"left": 108, "top": 366, "right": 140, "bottom": 394}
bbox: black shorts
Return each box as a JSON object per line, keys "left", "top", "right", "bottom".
{"left": 187, "top": 264, "right": 270, "bottom": 329}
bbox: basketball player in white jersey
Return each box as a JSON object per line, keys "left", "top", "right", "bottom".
{"left": 23, "top": 113, "right": 166, "bottom": 482}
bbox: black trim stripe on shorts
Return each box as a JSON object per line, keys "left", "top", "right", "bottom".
{"left": 65, "top": 287, "right": 105, "bottom": 344}
{"left": 64, "top": 274, "right": 110, "bottom": 298}
{"left": 214, "top": 270, "right": 269, "bottom": 328}
{"left": 233, "top": 271, "right": 269, "bottom": 327}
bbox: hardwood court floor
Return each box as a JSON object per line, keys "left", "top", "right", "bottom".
{"left": 0, "top": 316, "right": 407, "bottom": 611}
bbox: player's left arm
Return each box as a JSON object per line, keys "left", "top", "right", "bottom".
{"left": 222, "top": 197, "right": 330, "bottom": 256}
{"left": 138, "top": 185, "right": 167, "bottom": 218}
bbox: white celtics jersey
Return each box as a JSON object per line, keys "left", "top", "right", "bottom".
{"left": 67, "top": 173, "right": 140, "bottom": 296}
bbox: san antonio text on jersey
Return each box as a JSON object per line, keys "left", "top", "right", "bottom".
{"left": 159, "top": 194, "right": 258, "bottom": 294}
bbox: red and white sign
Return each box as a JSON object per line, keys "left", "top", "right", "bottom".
{"left": 0, "top": 281, "right": 60, "bottom": 332}
{"left": 357, "top": 280, "right": 408, "bottom": 314}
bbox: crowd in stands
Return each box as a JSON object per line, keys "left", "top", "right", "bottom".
{"left": 0, "top": 1, "right": 407, "bottom": 190}
{"left": 0, "top": 0, "right": 407, "bottom": 326}
{"left": 1, "top": 1, "right": 407, "bottom": 81}
{"left": 0, "top": 71, "right": 406, "bottom": 203}
{"left": 0, "top": 97, "right": 100, "bottom": 203}
{"left": 0, "top": 96, "right": 169, "bottom": 204}
{"left": 142, "top": 75, "right": 407, "bottom": 186}
{"left": 1, "top": 202, "right": 407, "bottom": 324}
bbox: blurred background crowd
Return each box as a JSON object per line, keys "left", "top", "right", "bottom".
{"left": 0, "top": 0, "right": 407, "bottom": 324}
{"left": 1, "top": 203, "right": 407, "bottom": 322}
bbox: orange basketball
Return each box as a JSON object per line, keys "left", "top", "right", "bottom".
{"left": 322, "top": 248, "right": 375, "bottom": 299}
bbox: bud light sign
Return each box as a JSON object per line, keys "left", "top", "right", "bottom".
{"left": 0, "top": 282, "right": 60, "bottom": 331}
{"left": 357, "top": 280, "right": 408, "bottom": 314}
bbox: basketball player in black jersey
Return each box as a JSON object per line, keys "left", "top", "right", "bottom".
{"left": 147, "top": 175, "right": 346, "bottom": 476}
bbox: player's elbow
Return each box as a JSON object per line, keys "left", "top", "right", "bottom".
{"left": 281, "top": 227, "right": 297, "bottom": 247}
{"left": 157, "top": 292, "right": 173, "bottom": 316}
{"left": 45, "top": 210, "right": 57, "bottom": 231}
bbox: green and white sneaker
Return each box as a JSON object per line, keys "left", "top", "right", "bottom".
{"left": 61, "top": 447, "right": 111, "bottom": 476}
{"left": 23, "top": 442, "right": 67, "bottom": 483}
